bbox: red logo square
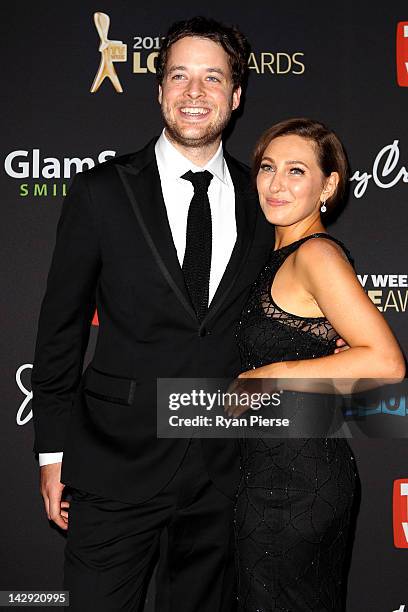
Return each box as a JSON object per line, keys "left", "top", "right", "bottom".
{"left": 393, "top": 479, "right": 408, "bottom": 548}
{"left": 397, "top": 22, "right": 408, "bottom": 86}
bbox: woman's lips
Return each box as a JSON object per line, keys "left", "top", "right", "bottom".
{"left": 265, "top": 198, "right": 290, "bottom": 206}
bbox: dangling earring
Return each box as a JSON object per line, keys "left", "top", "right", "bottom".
{"left": 320, "top": 200, "right": 327, "bottom": 213}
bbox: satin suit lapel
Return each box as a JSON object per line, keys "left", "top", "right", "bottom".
{"left": 203, "top": 152, "right": 258, "bottom": 325}
{"left": 116, "top": 138, "right": 196, "bottom": 321}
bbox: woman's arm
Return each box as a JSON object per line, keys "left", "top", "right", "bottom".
{"left": 239, "top": 238, "right": 405, "bottom": 393}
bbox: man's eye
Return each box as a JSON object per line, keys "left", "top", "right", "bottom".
{"left": 290, "top": 167, "right": 305, "bottom": 175}
{"left": 172, "top": 74, "right": 186, "bottom": 80}
{"left": 207, "top": 76, "right": 220, "bottom": 82}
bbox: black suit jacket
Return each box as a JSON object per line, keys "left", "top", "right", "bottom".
{"left": 31, "top": 137, "right": 274, "bottom": 503}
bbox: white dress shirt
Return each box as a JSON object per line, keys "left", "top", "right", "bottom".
{"left": 155, "top": 129, "right": 236, "bottom": 303}
{"left": 38, "top": 129, "right": 237, "bottom": 466}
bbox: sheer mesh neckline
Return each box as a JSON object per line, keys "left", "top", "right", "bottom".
{"left": 265, "top": 291, "right": 328, "bottom": 322}
{"left": 272, "top": 231, "right": 331, "bottom": 253}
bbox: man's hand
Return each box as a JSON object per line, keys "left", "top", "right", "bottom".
{"left": 40, "top": 463, "right": 69, "bottom": 530}
{"left": 334, "top": 338, "right": 350, "bottom": 354}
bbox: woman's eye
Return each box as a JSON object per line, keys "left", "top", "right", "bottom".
{"left": 207, "top": 76, "right": 220, "bottom": 82}
{"left": 259, "top": 163, "right": 274, "bottom": 173}
{"left": 290, "top": 167, "right": 305, "bottom": 175}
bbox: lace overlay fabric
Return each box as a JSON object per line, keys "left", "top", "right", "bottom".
{"left": 234, "top": 234, "right": 358, "bottom": 611}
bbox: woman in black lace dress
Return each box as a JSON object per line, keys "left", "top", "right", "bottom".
{"left": 233, "top": 118, "right": 405, "bottom": 611}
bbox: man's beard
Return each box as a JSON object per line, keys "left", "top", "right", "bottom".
{"left": 161, "top": 104, "right": 233, "bottom": 149}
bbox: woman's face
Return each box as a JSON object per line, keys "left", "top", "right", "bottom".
{"left": 256, "top": 134, "right": 335, "bottom": 227}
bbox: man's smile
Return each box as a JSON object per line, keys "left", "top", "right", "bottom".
{"left": 178, "top": 106, "right": 212, "bottom": 119}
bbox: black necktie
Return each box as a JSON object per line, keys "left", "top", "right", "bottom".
{"left": 181, "top": 170, "right": 213, "bottom": 322}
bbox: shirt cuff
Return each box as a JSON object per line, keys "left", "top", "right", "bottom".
{"left": 38, "top": 452, "right": 64, "bottom": 466}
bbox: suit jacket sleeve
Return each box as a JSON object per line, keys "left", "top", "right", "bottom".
{"left": 31, "top": 172, "right": 101, "bottom": 453}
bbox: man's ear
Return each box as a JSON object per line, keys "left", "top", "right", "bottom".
{"left": 232, "top": 86, "right": 241, "bottom": 111}
{"left": 158, "top": 84, "right": 162, "bottom": 105}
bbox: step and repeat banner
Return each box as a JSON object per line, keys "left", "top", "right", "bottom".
{"left": 1, "top": 1, "right": 407, "bottom": 610}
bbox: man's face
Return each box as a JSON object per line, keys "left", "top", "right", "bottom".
{"left": 158, "top": 36, "right": 241, "bottom": 148}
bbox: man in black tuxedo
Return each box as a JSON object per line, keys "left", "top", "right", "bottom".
{"left": 32, "top": 16, "right": 274, "bottom": 611}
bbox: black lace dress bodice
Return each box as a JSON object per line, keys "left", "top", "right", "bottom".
{"left": 236, "top": 233, "right": 352, "bottom": 369}
{"left": 234, "top": 233, "right": 358, "bottom": 612}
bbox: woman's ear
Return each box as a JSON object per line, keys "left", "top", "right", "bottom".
{"left": 321, "top": 172, "right": 339, "bottom": 201}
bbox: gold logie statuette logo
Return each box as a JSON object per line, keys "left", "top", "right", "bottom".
{"left": 90, "top": 12, "right": 127, "bottom": 93}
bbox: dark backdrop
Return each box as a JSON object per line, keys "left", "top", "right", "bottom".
{"left": 1, "top": 2, "right": 407, "bottom": 610}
